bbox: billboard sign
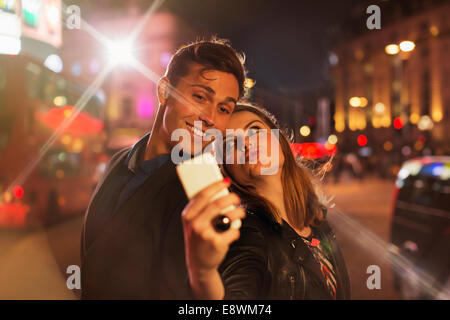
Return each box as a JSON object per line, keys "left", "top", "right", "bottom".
{"left": 21, "top": 0, "right": 62, "bottom": 48}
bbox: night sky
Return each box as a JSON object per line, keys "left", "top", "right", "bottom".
{"left": 163, "top": 0, "right": 356, "bottom": 91}
{"left": 82, "top": 0, "right": 361, "bottom": 92}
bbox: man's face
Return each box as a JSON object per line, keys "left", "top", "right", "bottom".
{"left": 160, "top": 63, "right": 240, "bottom": 154}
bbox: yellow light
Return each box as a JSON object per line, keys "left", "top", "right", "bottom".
{"left": 414, "top": 140, "right": 424, "bottom": 151}
{"left": 244, "top": 78, "right": 255, "bottom": 89}
{"left": 383, "top": 141, "right": 393, "bottom": 151}
{"left": 72, "top": 138, "right": 84, "bottom": 153}
{"left": 349, "top": 97, "right": 361, "bottom": 107}
{"left": 429, "top": 26, "right": 439, "bottom": 36}
{"left": 325, "top": 142, "right": 335, "bottom": 150}
{"left": 410, "top": 113, "right": 420, "bottom": 124}
{"left": 63, "top": 109, "right": 73, "bottom": 118}
{"left": 381, "top": 117, "right": 391, "bottom": 128}
{"left": 335, "top": 121, "right": 345, "bottom": 132}
{"left": 61, "top": 134, "right": 71, "bottom": 145}
{"left": 432, "top": 110, "right": 443, "bottom": 122}
{"left": 328, "top": 134, "right": 338, "bottom": 145}
{"left": 300, "top": 125, "right": 311, "bottom": 137}
{"left": 359, "top": 97, "right": 368, "bottom": 107}
{"left": 418, "top": 115, "right": 434, "bottom": 131}
{"left": 399, "top": 41, "right": 415, "bottom": 52}
{"left": 4, "top": 192, "right": 12, "bottom": 203}
{"left": 385, "top": 44, "right": 400, "bottom": 55}
{"left": 53, "top": 96, "right": 67, "bottom": 107}
{"left": 374, "top": 102, "right": 385, "bottom": 114}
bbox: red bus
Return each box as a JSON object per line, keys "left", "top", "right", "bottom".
{"left": 0, "top": 54, "right": 109, "bottom": 227}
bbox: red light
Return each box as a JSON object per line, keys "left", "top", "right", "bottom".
{"left": 13, "top": 186, "right": 24, "bottom": 199}
{"left": 393, "top": 117, "right": 403, "bottom": 129}
{"left": 357, "top": 135, "right": 368, "bottom": 146}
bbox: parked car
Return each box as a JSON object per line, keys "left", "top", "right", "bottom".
{"left": 390, "top": 156, "right": 450, "bottom": 299}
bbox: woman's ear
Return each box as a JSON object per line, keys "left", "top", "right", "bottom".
{"left": 157, "top": 77, "right": 171, "bottom": 105}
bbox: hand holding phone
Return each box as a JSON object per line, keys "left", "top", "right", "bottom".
{"left": 176, "top": 153, "right": 241, "bottom": 232}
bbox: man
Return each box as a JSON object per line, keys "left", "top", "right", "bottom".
{"left": 81, "top": 38, "right": 247, "bottom": 299}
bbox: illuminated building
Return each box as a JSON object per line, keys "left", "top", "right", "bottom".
{"left": 330, "top": 1, "right": 450, "bottom": 154}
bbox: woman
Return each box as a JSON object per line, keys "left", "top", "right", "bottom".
{"left": 181, "top": 103, "right": 350, "bottom": 300}
{"left": 218, "top": 103, "right": 350, "bottom": 299}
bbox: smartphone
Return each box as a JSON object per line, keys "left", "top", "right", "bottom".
{"left": 176, "top": 152, "right": 237, "bottom": 232}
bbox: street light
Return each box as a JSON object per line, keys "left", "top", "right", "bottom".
{"left": 374, "top": 102, "right": 385, "bottom": 114}
{"left": 399, "top": 41, "right": 415, "bottom": 52}
{"left": 417, "top": 115, "right": 434, "bottom": 131}
{"left": 300, "top": 125, "right": 311, "bottom": 137}
{"left": 386, "top": 41, "right": 416, "bottom": 55}
{"left": 349, "top": 97, "right": 361, "bottom": 107}
{"left": 106, "top": 39, "right": 136, "bottom": 66}
{"left": 385, "top": 44, "right": 400, "bottom": 55}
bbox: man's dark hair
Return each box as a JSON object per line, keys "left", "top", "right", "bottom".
{"left": 165, "top": 37, "right": 247, "bottom": 98}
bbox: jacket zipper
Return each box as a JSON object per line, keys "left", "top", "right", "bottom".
{"left": 300, "top": 267, "right": 306, "bottom": 299}
{"left": 289, "top": 275, "right": 295, "bottom": 300}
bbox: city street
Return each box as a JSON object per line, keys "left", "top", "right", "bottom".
{"left": 0, "top": 176, "right": 400, "bottom": 299}
{"left": 324, "top": 176, "right": 401, "bottom": 300}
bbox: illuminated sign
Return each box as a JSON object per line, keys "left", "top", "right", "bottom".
{"left": 0, "top": 2, "right": 21, "bottom": 55}
{"left": 0, "top": 0, "right": 17, "bottom": 13}
{"left": 21, "top": 0, "right": 62, "bottom": 48}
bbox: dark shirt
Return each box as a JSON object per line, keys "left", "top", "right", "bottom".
{"left": 300, "top": 231, "right": 338, "bottom": 299}
{"left": 114, "top": 134, "right": 170, "bottom": 212}
{"left": 81, "top": 134, "right": 191, "bottom": 299}
{"left": 85, "top": 133, "right": 170, "bottom": 246}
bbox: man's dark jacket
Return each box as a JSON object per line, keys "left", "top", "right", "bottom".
{"left": 80, "top": 147, "right": 191, "bottom": 299}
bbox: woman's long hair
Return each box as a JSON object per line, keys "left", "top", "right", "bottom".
{"left": 222, "top": 103, "right": 325, "bottom": 230}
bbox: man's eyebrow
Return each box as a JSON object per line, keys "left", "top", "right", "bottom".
{"left": 224, "top": 97, "right": 237, "bottom": 106}
{"left": 190, "top": 84, "right": 237, "bottom": 106}
{"left": 190, "top": 84, "right": 215, "bottom": 95}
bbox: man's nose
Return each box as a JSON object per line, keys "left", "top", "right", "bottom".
{"left": 198, "top": 108, "right": 215, "bottom": 128}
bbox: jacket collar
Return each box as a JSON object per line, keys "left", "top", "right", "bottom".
{"left": 125, "top": 132, "right": 151, "bottom": 173}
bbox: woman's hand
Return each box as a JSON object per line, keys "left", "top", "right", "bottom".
{"left": 181, "top": 178, "right": 246, "bottom": 299}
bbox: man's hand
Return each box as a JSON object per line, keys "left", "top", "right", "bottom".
{"left": 181, "top": 178, "right": 246, "bottom": 299}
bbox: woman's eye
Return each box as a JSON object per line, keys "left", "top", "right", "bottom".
{"left": 247, "top": 127, "right": 261, "bottom": 137}
{"left": 219, "top": 106, "right": 230, "bottom": 114}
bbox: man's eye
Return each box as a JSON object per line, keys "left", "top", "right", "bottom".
{"left": 219, "top": 106, "right": 230, "bottom": 114}
{"left": 193, "top": 94, "right": 206, "bottom": 102}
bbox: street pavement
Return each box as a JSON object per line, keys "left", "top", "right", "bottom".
{"left": 0, "top": 176, "right": 401, "bottom": 299}
{"left": 323, "top": 175, "right": 401, "bottom": 299}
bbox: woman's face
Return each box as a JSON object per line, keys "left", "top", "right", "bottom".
{"left": 223, "top": 111, "right": 284, "bottom": 185}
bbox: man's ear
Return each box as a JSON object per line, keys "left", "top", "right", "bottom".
{"left": 157, "top": 77, "right": 171, "bottom": 105}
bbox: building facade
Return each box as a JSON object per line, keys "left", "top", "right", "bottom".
{"left": 331, "top": 3, "right": 450, "bottom": 158}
